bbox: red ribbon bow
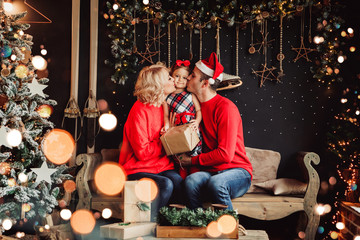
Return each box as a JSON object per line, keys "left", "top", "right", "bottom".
{"left": 176, "top": 60, "right": 190, "bottom": 67}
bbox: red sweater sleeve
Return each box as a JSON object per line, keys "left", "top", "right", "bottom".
{"left": 196, "top": 102, "right": 239, "bottom": 166}
{"left": 126, "top": 107, "right": 164, "bottom": 161}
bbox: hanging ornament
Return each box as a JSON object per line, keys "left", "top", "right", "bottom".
{"left": 0, "top": 125, "right": 13, "bottom": 148}
{"left": 36, "top": 104, "right": 53, "bottom": 118}
{"left": 189, "top": 27, "right": 193, "bottom": 60}
{"left": 277, "top": 14, "right": 285, "bottom": 79}
{"left": 249, "top": 22, "right": 256, "bottom": 54}
{"left": 27, "top": 79, "right": 47, "bottom": 98}
{"left": 0, "top": 45, "right": 12, "bottom": 58}
{"left": 1, "top": 67, "right": 10, "bottom": 77}
{"left": 0, "top": 94, "right": 9, "bottom": 109}
{"left": 15, "top": 64, "right": 29, "bottom": 79}
{"left": 167, "top": 22, "right": 171, "bottom": 67}
{"left": 0, "top": 162, "right": 11, "bottom": 175}
{"left": 30, "top": 161, "right": 57, "bottom": 184}
{"left": 21, "top": 49, "right": 32, "bottom": 64}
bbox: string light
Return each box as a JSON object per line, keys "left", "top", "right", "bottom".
{"left": 2, "top": 219, "right": 13, "bottom": 230}
{"left": 337, "top": 55, "right": 345, "bottom": 63}
{"left": 143, "top": 0, "right": 149, "bottom": 5}
{"left": 3, "top": 2, "right": 14, "bottom": 13}
{"left": 347, "top": 27, "right": 354, "bottom": 34}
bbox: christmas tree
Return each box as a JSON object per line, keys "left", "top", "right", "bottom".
{"left": 0, "top": 1, "right": 71, "bottom": 233}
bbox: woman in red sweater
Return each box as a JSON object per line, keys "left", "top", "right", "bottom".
{"left": 119, "top": 64, "right": 183, "bottom": 220}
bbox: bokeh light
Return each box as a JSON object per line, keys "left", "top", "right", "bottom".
{"left": 298, "top": 231, "right": 305, "bottom": 239}
{"left": 40, "top": 49, "right": 48, "bottom": 56}
{"left": 336, "top": 222, "right": 345, "bottom": 230}
{"left": 99, "top": 113, "right": 117, "bottom": 131}
{"left": 32, "top": 55, "right": 47, "bottom": 70}
{"left": 324, "top": 204, "right": 332, "bottom": 213}
{"left": 43, "top": 129, "right": 75, "bottom": 165}
{"left": 98, "top": 99, "right": 109, "bottom": 111}
{"left": 8, "top": 178, "right": 16, "bottom": 187}
{"left": 135, "top": 178, "right": 158, "bottom": 202}
{"left": 22, "top": 203, "right": 31, "bottom": 212}
{"left": 330, "top": 231, "right": 338, "bottom": 239}
{"left": 44, "top": 224, "right": 50, "bottom": 230}
{"left": 102, "top": 208, "right": 112, "bottom": 219}
{"left": 60, "top": 209, "right": 72, "bottom": 220}
{"left": 70, "top": 209, "right": 96, "bottom": 235}
{"left": 18, "top": 173, "right": 28, "bottom": 183}
{"left": 64, "top": 180, "right": 76, "bottom": 193}
{"left": 350, "top": 46, "right": 356, "bottom": 52}
{"left": 94, "top": 162, "right": 126, "bottom": 196}
{"left": 113, "top": 3, "right": 119, "bottom": 10}
{"left": 217, "top": 215, "right": 237, "bottom": 234}
{"left": 16, "top": 232, "right": 25, "bottom": 238}
{"left": 2, "top": 219, "right": 13, "bottom": 230}
{"left": 347, "top": 27, "right": 354, "bottom": 34}
{"left": 354, "top": 235, "right": 360, "bottom": 240}
{"left": 143, "top": 0, "right": 149, "bottom": 5}
{"left": 0, "top": 162, "right": 11, "bottom": 175}
{"left": 316, "top": 204, "right": 325, "bottom": 215}
{"left": 7, "top": 129, "right": 22, "bottom": 147}
{"left": 206, "top": 221, "right": 221, "bottom": 238}
{"left": 351, "top": 183, "right": 357, "bottom": 191}
{"left": 317, "top": 226, "right": 324, "bottom": 234}
{"left": 3, "top": 2, "right": 13, "bottom": 13}
{"left": 337, "top": 55, "right": 345, "bottom": 63}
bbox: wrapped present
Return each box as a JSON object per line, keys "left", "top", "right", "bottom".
{"left": 100, "top": 222, "right": 156, "bottom": 239}
{"left": 160, "top": 124, "right": 200, "bottom": 156}
{"left": 120, "top": 181, "right": 151, "bottom": 222}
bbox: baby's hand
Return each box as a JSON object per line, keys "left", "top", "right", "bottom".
{"left": 189, "top": 120, "right": 199, "bottom": 131}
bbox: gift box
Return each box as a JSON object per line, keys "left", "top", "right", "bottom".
{"left": 100, "top": 222, "right": 156, "bottom": 239}
{"left": 160, "top": 124, "right": 200, "bottom": 156}
{"left": 120, "top": 181, "right": 152, "bottom": 222}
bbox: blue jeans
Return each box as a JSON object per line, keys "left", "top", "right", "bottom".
{"left": 127, "top": 170, "right": 183, "bottom": 220}
{"left": 184, "top": 168, "right": 251, "bottom": 210}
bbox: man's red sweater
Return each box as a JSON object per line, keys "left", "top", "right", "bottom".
{"left": 119, "top": 101, "right": 174, "bottom": 175}
{"left": 191, "top": 94, "right": 253, "bottom": 178}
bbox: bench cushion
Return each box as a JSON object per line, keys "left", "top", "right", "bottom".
{"left": 245, "top": 147, "right": 281, "bottom": 193}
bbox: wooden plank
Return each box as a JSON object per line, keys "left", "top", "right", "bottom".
{"left": 233, "top": 194, "right": 304, "bottom": 203}
{"left": 233, "top": 201, "right": 304, "bottom": 220}
{"left": 156, "top": 226, "right": 238, "bottom": 239}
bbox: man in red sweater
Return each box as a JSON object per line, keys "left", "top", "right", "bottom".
{"left": 178, "top": 52, "right": 253, "bottom": 210}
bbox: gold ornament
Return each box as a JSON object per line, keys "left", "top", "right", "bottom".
{"left": 21, "top": 49, "right": 32, "bottom": 64}
{"left": 36, "top": 104, "right": 53, "bottom": 118}
{"left": 15, "top": 65, "right": 29, "bottom": 79}
{"left": 1, "top": 68, "right": 10, "bottom": 77}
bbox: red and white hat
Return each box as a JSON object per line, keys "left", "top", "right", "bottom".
{"left": 195, "top": 52, "right": 224, "bottom": 85}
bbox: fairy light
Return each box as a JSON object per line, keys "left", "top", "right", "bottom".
{"left": 2, "top": 219, "right": 13, "bottom": 230}
{"left": 316, "top": 204, "right": 325, "bottom": 215}
{"left": 337, "top": 55, "right": 345, "bottom": 63}
{"left": 335, "top": 222, "right": 345, "bottom": 230}
{"left": 113, "top": 3, "right": 119, "bottom": 10}
{"left": 143, "top": 0, "right": 149, "bottom": 5}
{"left": 347, "top": 28, "right": 354, "bottom": 34}
{"left": 18, "top": 172, "right": 28, "bottom": 183}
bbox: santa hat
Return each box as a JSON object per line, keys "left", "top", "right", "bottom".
{"left": 195, "top": 52, "right": 224, "bottom": 85}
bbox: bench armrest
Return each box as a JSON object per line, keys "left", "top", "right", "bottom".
{"left": 297, "top": 152, "right": 321, "bottom": 239}
{"left": 75, "top": 153, "right": 102, "bottom": 210}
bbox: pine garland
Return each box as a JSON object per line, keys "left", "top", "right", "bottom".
{"left": 157, "top": 206, "right": 238, "bottom": 227}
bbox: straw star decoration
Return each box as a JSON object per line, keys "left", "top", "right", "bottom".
{"left": 292, "top": 37, "right": 316, "bottom": 62}
{"left": 252, "top": 64, "right": 281, "bottom": 87}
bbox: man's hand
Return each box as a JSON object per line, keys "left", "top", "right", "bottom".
{"left": 177, "top": 153, "right": 192, "bottom": 166}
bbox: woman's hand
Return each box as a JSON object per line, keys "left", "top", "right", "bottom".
{"left": 160, "top": 125, "right": 169, "bottom": 135}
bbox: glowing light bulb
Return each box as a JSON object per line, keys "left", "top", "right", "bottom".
{"left": 143, "top": 0, "right": 149, "bottom": 5}
{"left": 354, "top": 235, "right": 360, "bottom": 240}
{"left": 4, "top": 2, "right": 14, "bottom": 13}
{"left": 10, "top": 54, "right": 16, "bottom": 61}
{"left": 99, "top": 113, "right": 117, "bottom": 131}
{"left": 102, "top": 208, "right": 112, "bottom": 219}
{"left": 40, "top": 49, "right": 47, "bottom": 56}
{"left": 113, "top": 3, "right": 119, "bottom": 10}
{"left": 355, "top": 110, "right": 360, "bottom": 115}
{"left": 19, "top": 30, "right": 24, "bottom": 36}
{"left": 2, "top": 219, "right": 13, "bottom": 230}
{"left": 32, "top": 55, "right": 47, "bottom": 70}
{"left": 347, "top": 27, "right": 354, "bottom": 34}
{"left": 336, "top": 222, "right": 345, "bottom": 230}
{"left": 7, "top": 129, "right": 22, "bottom": 147}
{"left": 313, "top": 36, "right": 324, "bottom": 44}
{"left": 18, "top": 172, "right": 28, "bottom": 183}
{"left": 337, "top": 55, "right": 345, "bottom": 63}
{"left": 316, "top": 205, "right": 325, "bottom": 215}
{"left": 60, "top": 209, "right": 72, "bottom": 220}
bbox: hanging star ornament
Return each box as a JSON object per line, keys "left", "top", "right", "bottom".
{"left": 31, "top": 161, "right": 57, "bottom": 184}
{"left": 0, "top": 125, "right": 12, "bottom": 148}
{"left": 252, "top": 64, "right": 281, "bottom": 87}
{"left": 292, "top": 37, "right": 316, "bottom": 62}
{"left": 27, "top": 79, "right": 47, "bottom": 98}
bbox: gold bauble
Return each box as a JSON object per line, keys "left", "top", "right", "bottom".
{"left": 15, "top": 65, "right": 29, "bottom": 79}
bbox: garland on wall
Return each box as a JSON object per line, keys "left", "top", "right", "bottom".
{"left": 104, "top": 0, "right": 344, "bottom": 85}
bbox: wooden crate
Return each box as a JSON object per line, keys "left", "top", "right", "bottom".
{"left": 156, "top": 225, "right": 238, "bottom": 239}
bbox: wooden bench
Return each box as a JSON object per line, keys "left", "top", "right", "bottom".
{"left": 75, "top": 148, "right": 320, "bottom": 240}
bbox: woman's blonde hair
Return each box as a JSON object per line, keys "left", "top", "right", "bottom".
{"left": 134, "top": 65, "right": 169, "bottom": 107}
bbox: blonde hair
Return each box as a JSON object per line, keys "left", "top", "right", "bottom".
{"left": 134, "top": 65, "right": 169, "bottom": 107}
